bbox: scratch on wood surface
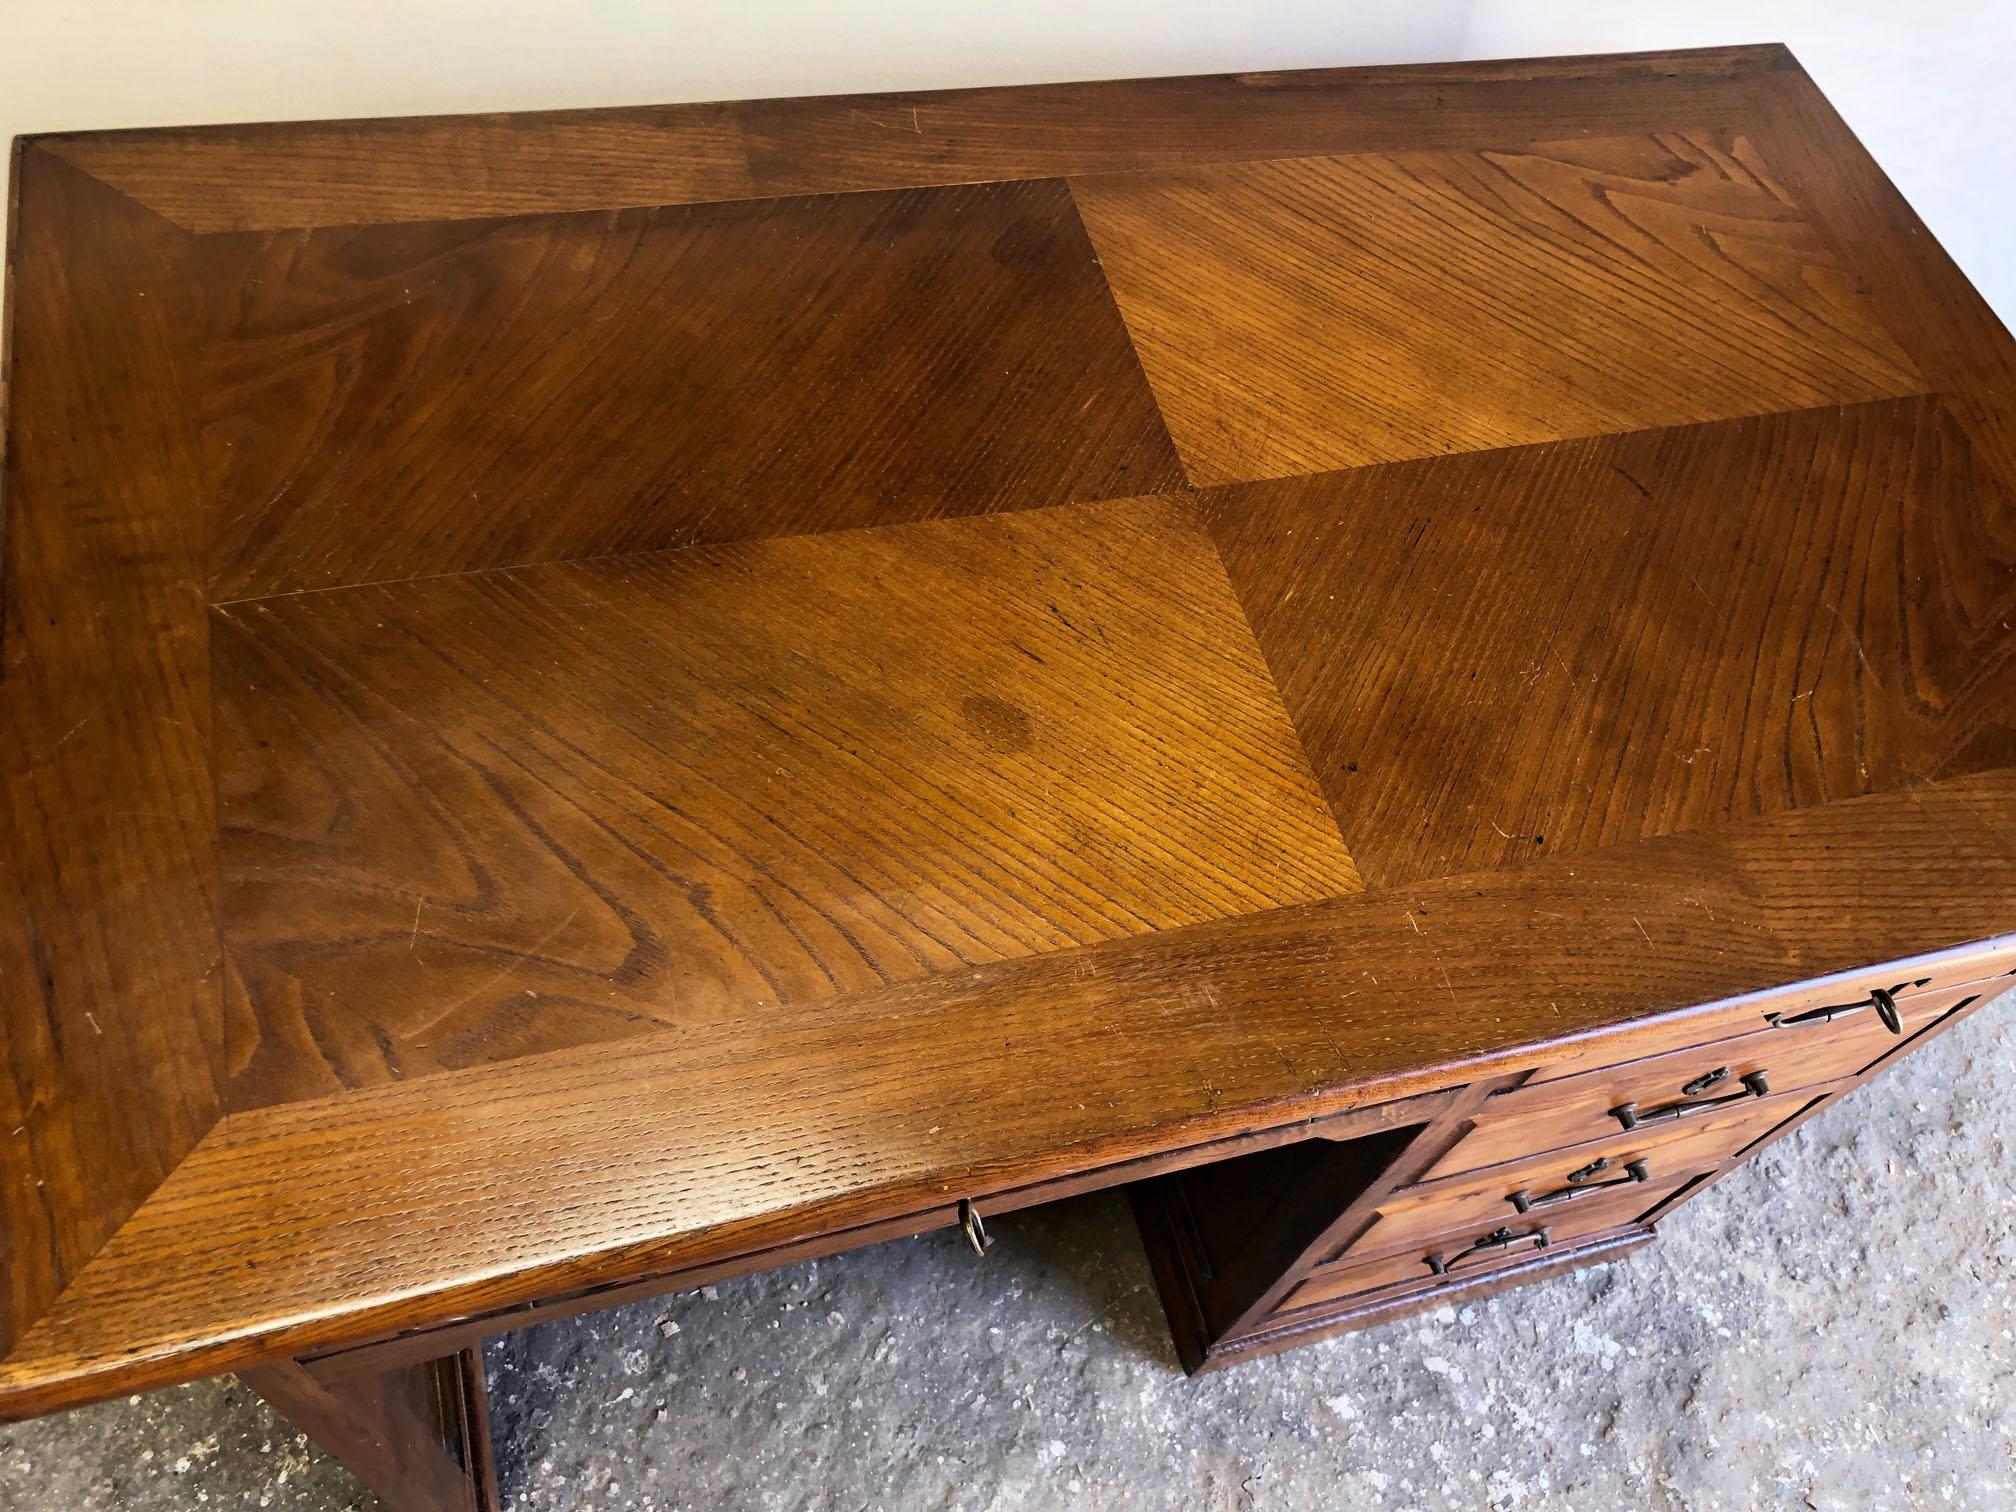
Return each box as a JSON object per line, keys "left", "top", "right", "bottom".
{"left": 849, "top": 106, "right": 924, "bottom": 134}
{"left": 410, "top": 906, "right": 584, "bottom": 1034}
{"left": 1821, "top": 601, "right": 1881, "bottom": 686}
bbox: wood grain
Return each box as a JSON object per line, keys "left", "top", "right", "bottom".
{"left": 1210, "top": 966, "right": 2000, "bottom": 1367}
{"left": 1134, "top": 1192, "right": 1654, "bottom": 1375}
{"left": 1280, "top": 1173, "right": 1693, "bottom": 1309}
{"left": 1358, "top": 1089, "right": 1814, "bottom": 1251}
{"left": 1632, "top": 983, "right": 2011, "bottom": 1230}
{"left": 1210, "top": 397, "right": 2016, "bottom": 888}
{"left": 1431, "top": 982, "right": 1970, "bottom": 1177}
{"left": 1747, "top": 62, "right": 2016, "bottom": 494}
{"left": 198, "top": 176, "right": 1181, "bottom": 599}
{"left": 4, "top": 775, "right": 2011, "bottom": 1414}
{"left": 49, "top": 106, "right": 754, "bottom": 232}
{"left": 4, "top": 49, "right": 2014, "bottom": 1432}
{"left": 1072, "top": 129, "right": 1922, "bottom": 483}
{"left": 214, "top": 496, "right": 1359, "bottom": 1108}
{"left": 43, "top": 47, "right": 1784, "bottom": 233}
{"left": 0, "top": 149, "right": 222, "bottom": 1357}
{"left": 742, "top": 49, "right": 1775, "bottom": 200}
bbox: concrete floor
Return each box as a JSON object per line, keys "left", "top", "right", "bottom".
{"left": 4, "top": 990, "right": 2011, "bottom": 1512}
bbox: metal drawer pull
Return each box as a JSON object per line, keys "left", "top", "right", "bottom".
{"left": 1764, "top": 986, "right": 1903, "bottom": 1035}
{"left": 1425, "top": 1225, "right": 1549, "bottom": 1276}
{"left": 1611, "top": 1070, "right": 1769, "bottom": 1131}
{"left": 1509, "top": 1159, "right": 1649, "bottom": 1213}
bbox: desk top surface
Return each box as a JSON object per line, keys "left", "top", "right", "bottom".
{"left": 4, "top": 43, "right": 2014, "bottom": 1415}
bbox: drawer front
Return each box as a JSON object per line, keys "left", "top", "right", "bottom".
{"left": 1428, "top": 979, "right": 1986, "bottom": 1180}
{"left": 1282, "top": 1172, "right": 1694, "bottom": 1314}
{"left": 1529, "top": 955, "right": 2013, "bottom": 1087}
{"left": 1331, "top": 1087, "right": 1814, "bottom": 1263}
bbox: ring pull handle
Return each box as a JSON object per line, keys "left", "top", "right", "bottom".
{"left": 1870, "top": 987, "right": 1903, "bottom": 1034}
{"left": 1764, "top": 986, "right": 1904, "bottom": 1035}
{"left": 1612, "top": 1070, "right": 1769, "bottom": 1131}
{"left": 1509, "top": 1159, "right": 1650, "bottom": 1214}
{"left": 958, "top": 1199, "right": 992, "bottom": 1257}
{"left": 1426, "top": 1225, "right": 1549, "bottom": 1276}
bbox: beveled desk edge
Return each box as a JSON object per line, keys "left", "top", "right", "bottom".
{"left": 3, "top": 776, "right": 2013, "bottom": 1416}
{"left": 4, "top": 41, "right": 2015, "bottom": 1420}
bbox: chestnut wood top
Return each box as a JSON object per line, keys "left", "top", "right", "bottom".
{"left": 4, "top": 44, "right": 2013, "bottom": 1416}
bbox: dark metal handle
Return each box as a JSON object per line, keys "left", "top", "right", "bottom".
{"left": 1425, "top": 1225, "right": 1549, "bottom": 1276}
{"left": 1764, "top": 986, "right": 1902, "bottom": 1035}
{"left": 1611, "top": 1070, "right": 1769, "bottom": 1131}
{"left": 1680, "top": 1066, "right": 1728, "bottom": 1097}
{"left": 1509, "top": 1159, "right": 1649, "bottom": 1214}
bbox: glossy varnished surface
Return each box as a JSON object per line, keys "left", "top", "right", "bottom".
{"left": 214, "top": 496, "right": 1358, "bottom": 1106}
{"left": 1211, "top": 395, "right": 2016, "bottom": 887}
{"left": 1072, "top": 130, "right": 1920, "bottom": 481}
{"left": 17, "top": 775, "right": 2016, "bottom": 1403}
{"left": 199, "top": 178, "right": 1181, "bottom": 598}
{"left": 0, "top": 152, "right": 224, "bottom": 1368}
{"left": 3, "top": 45, "right": 2013, "bottom": 1415}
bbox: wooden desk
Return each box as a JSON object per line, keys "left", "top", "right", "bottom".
{"left": 3, "top": 45, "right": 2012, "bottom": 1510}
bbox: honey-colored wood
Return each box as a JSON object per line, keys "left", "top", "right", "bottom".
{"left": 1337, "top": 1086, "right": 1823, "bottom": 1261}
{"left": 42, "top": 47, "right": 1783, "bottom": 234}
{"left": 1521, "top": 961, "right": 1988, "bottom": 1085}
{"left": 6, "top": 783, "right": 2012, "bottom": 1415}
{"left": 214, "top": 495, "right": 1356, "bottom": 1106}
{"left": 1746, "top": 64, "right": 2016, "bottom": 498}
{"left": 1635, "top": 982, "right": 2010, "bottom": 1227}
{"left": 298, "top": 1088, "right": 1456, "bottom": 1386}
{"left": 1128, "top": 953, "right": 2007, "bottom": 1371}
{"left": 1283, "top": 1170, "right": 1697, "bottom": 1311}
{"left": 1073, "top": 131, "right": 1920, "bottom": 484}
{"left": 3, "top": 48, "right": 2012, "bottom": 1497}
{"left": 1429, "top": 978, "right": 1983, "bottom": 1178}
{"left": 1208, "top": 396, "right": 2014, "bottom": 889}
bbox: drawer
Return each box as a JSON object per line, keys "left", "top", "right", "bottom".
{"left": 1531, "top": 960, "right": 2011, "bottom": 1086}
{"left": 1426, "top": 978, "right": 1987, "bottom": 1180}
{"left": 1280, "top": 1171, "right": 1694, "bottom": 1314}
{"left": 1328, "top": 1086, "right": 1813, "bottom": 1264}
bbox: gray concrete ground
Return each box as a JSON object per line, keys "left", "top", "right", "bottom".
{"left": 4, "top": 990, "right": 2011, "bottom": 1511}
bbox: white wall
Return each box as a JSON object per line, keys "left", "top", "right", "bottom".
{"left": 4, "top": 1, "right": 2012, "bottom": 325}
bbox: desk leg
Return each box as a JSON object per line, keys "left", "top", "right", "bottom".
{"left": 239, "top": 1344, "right": 498, "bottom": 1512}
